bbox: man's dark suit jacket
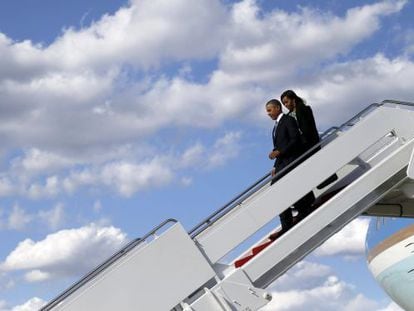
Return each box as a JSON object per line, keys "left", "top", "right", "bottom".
{"left": 271, "top": 114, "right": 303, "bottom": 232}
{"left": 272, "top": 114, "right": 302, "bottom": 173}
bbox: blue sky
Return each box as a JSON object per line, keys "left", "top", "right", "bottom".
{"left": 0, "top": 0, "right": 413, "bottom": 310}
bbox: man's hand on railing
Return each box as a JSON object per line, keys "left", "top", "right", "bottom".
{"left": 269, "top": 150, "right": 280, "bottom": 160}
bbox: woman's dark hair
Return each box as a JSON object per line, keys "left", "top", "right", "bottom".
{"left": 280, "top": 90, "right": 305, "bottom": 106}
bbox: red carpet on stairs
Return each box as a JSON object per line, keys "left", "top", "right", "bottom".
{"left": 234, "top": 240, "right": 273, "bottom": 268}
{"left": 233, "top": 185, "right": 348, "bottom": 269}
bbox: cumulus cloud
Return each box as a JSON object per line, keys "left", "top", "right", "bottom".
{"left": 0, "top": 297, "right": 46, "bottom": 311}
{"left": 10, "top": 149, "right": 74, "bottom": 177}
{"left": 315, "top": 218, "right": 370, "bottom": 258}
{"left": 27, "top": 176, "right": 59, "bottom": 199}
{"left": 377, "top": 302, "right": 404, "bottom": 311}
{"left": 220, "top": 0, "right": 407, "bottom": 83}
{"left": 262, "top": 260, "right": 393, "bottom": 311}
{"left": 38, "top": 203, "right": 65, "bottom": 230}
{"left": 93, "top": 200, "right": 102, "bottom": 213}
{"left": 270, "top": 261, "right": 333, "bottom": 292}
{"left": 0, "top": 0, "right": 411, "bottom": 309}
{"left": 0, "top": 0, "right": 227, "bottom": 79}
{"left": 207, "top": 132, "right": 242, "bottom": 168}
{"left": 9, "top": 297, "right": 46, "bottom": 311}
{"left": 101, "top": 159, "right": 173, "bottom": 197}
{"left": 298, "top": 54, "right": 414, "bottom": 128}
{"left": 0, "top": 178, "right": 14, "bottom": 197}
{"left": 0, "top": 131, "right": 242, "bottom": 198}
{"left": 7, "top": 204, "right": 32, "bottom": 231}
{"left": 0, "top": 272, "right": 15, "bottom": 291}
{"left": 0, "top": 223, "right": 127, "bottom": 282}
{"left": 0, "top": 0, "right": 409, "bottom": 203}
{"left": 0, "top": 0, "right": 407, "bottom": 158}
{"left": 179, "top": 131, "right": 243, "bottom": 169}
{"left": 0, "top": 203, "right": 67, "bottom": 231}
{"left": 24, "top": 270, "right": 51, "bottom": 283}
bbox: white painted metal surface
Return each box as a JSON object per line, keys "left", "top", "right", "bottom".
{"left": 194, "top": 106, "right": 414, "bottom": 265}
{"left": 408, "top": 145, "right": 414, "bottom": 179}
{"left": 190, "top": 270, "right": 271, "bottom": 311}
{"left": 43, "top": 101, "right": 414, "bottom": 311}
{"left": 51, "top": 223, "right": 215, "bottom": 311}
{"left": 244, "top": 139, "right": 413, "bottom": 285}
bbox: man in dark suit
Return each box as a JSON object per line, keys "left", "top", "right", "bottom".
{"left": 265, "top": 99, "right": 303, "bottom": 238}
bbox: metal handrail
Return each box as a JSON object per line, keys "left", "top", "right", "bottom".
{"left": 321, "top": 126, "right": 339, "bottom": 135}
{"left": 41, "top": 219, "right": 178, "bottom": 311}
{"left": 39, "top": 100, "right": 414, "bottom": 310}
{"left": 189, "top": 102, "right": 385, "bottom": 238}
{"left": 189, "top": 130, "right": 332, "bottom": 238}
{"left": 338, "top": 103, "right": 382, "bottom": 127}
{"left": 382, "top": 99, "right": 414, "bottom": 107}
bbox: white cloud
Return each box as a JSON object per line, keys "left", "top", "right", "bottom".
{"left": 377, "top": 302, "right": 404, "bottom": 311}
{"left": 262, "top": 277, "right": 352, "bottom": 311}
{"left": 24, "top": 270, "right": 51, "bottom": 283}
{"left": 0, "top": 178, "right": 14, "bottom": 196}
{"left": 101, "top": 159, "right": 173, "bottom": 197}
{"left": 315, "top": 218, "right": 370, "bottom": 258}
{"left": 0, "top": 0, "right": 410, "bottom": 309}
{"left": 207, "top": 131, "right": 242, "bottom": 168}
{"left": 299, "top": 54, "right": 414, "bottom": 128}
{"left": 262, "top": 260, "right": 392, "bottom": 311}
{"left": 38, "top": 203, "right": 65, "bottom": 230}
{"left": 41, "top": 0, "right": 227, "bottom": 71}
{"left": 217, "top": 0, "right": 407, "bottom": 84}
{"left": 0, "top": 1, "right": 409, "bottom": 202}
{"left": 11, "top": 149, "right": 74, "bottom": 177}
{"left": 0, "top": 272, "right": 15, "bottom": 291}
{"left": 62, "top": 169, "right": 96, "bottom": 194}
{"left": 27, "top": 176, "right": 59, "bottom": 199}
{"left": 0, "top": 223, "right": 127, "bottom": 282}
{"left": 270, "top": 261, "right": 333, "bottom": 292}
{"left": 0, "top": 203, "right": 68, "bottom": 231}
{"left": 7, "top": 204, "right": 32, "bottom": 231}
{"left": 0, "top": 0, "right": 406, "bottom": 160}
{"left": 93, "top": 200, "right": 102, "bottom": 213}
{"left": 0, "top": 297, "right": 47, "bottom": 311}
{"left": 180, "top": 176, "right": 193, "bottom": 187}
{"left": 180, "top": 143, "right": 205, "bottom": 168}
{"left": 0, "top": 131, "right": 242, "bottom": 199}
{"left": 178, "top": 132, "right": 243, "bottom": 170}
{"left": 10, "top": 297, "right": 46, "bottom": 311}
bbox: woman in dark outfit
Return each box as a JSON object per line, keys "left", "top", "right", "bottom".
{"left": 280, "top": 90, "right": 319, "bottom": 221}
{"left": 281, "top": 90, "right": 320, "bottom": 154}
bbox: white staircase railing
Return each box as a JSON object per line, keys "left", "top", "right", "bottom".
{"left": 41, "top": 100, "right": 414, "bottom": 311}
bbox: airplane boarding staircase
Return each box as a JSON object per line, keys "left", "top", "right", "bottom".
{"left": 41, "top": 100, "right": 414, "bottom": 311}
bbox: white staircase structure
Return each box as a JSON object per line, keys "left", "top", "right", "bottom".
{"left": 41, "top": 100, "right": 414, "bottom": 311}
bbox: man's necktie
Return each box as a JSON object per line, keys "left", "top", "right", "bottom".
{"left": 272, "top": 121, "right": 278, "bottom": 140}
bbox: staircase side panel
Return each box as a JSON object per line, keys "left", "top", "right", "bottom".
{"left": 54, "top": 223, "right": 215, "bottom": 311}
{"left": 243, "top": 140, "right": 413, "bottom": 285}
{"left": 195, "top": 107, "right": 404, "bottom": 264}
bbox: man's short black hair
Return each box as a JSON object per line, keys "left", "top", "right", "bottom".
{"left": 266, "top": 99, "right": 282, "bottom": 109}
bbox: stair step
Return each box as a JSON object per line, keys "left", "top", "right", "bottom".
{"left": 234, "top": 187, "right": 348, "bottom": 269}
